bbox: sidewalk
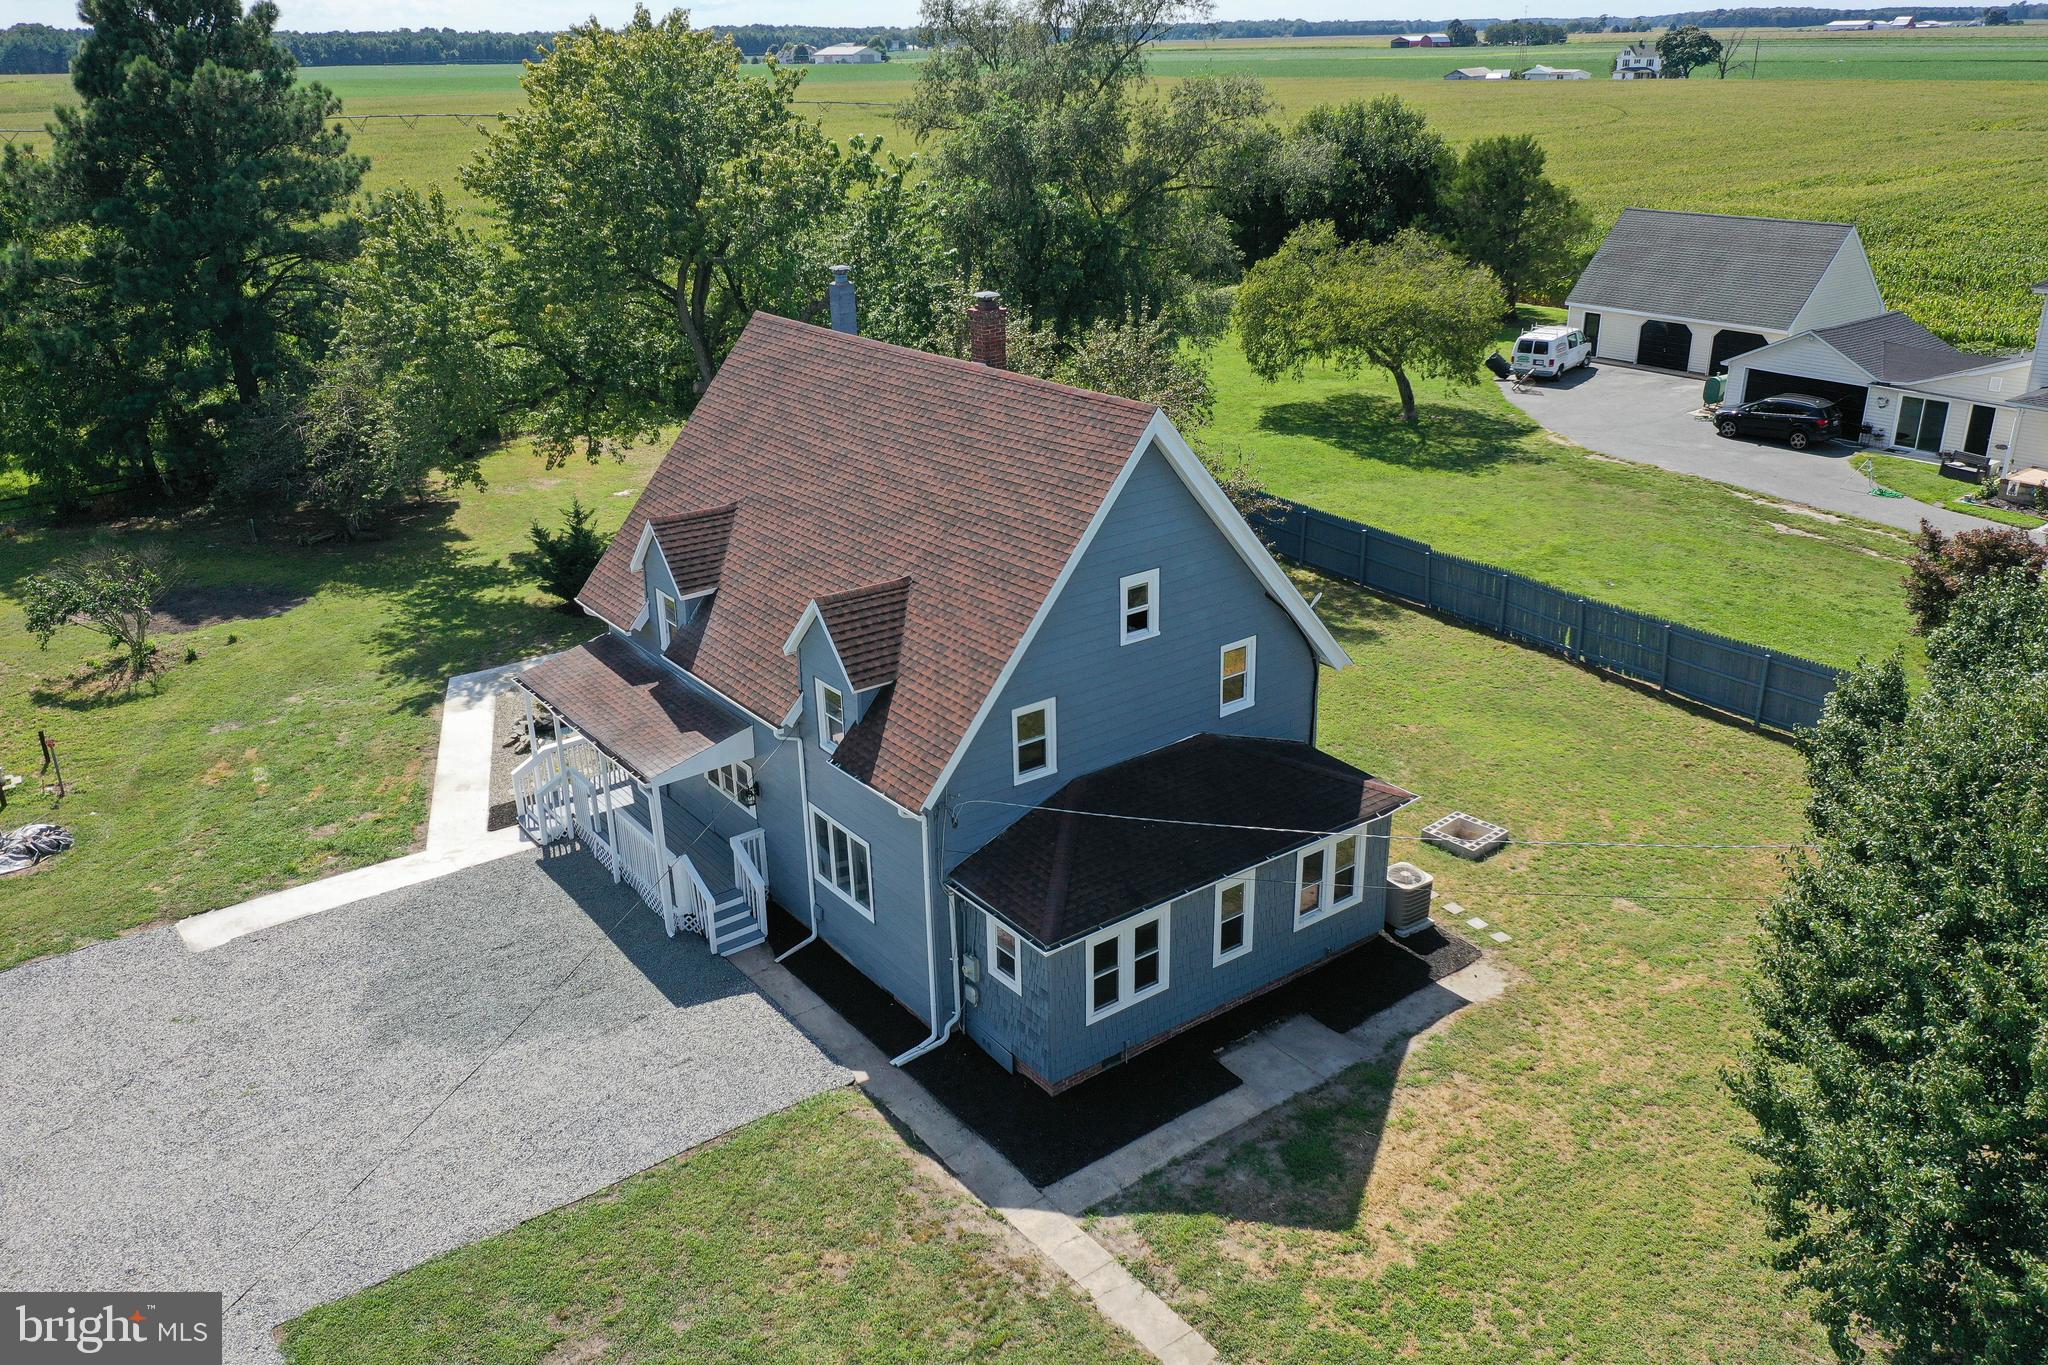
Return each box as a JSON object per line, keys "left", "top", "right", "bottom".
{"left": 178, "top": 658, "right": 539, "bottom": 952}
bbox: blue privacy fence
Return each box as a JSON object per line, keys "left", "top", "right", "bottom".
{"left": 1254, "top": 498, "right": 1843, "bottom": 732}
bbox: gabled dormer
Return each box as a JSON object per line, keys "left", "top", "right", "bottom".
{"left": 628, "top": 504, "right": 735, "bottom": 653}
{"left": 781, "top": 578, "right": 912, "bottom": 753}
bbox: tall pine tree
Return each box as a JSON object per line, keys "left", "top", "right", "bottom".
{"left": 18, "top": 0, "right": 362, "bottom": 496}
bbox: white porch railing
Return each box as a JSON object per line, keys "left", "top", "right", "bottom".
{"left": 730, "top": 830, "right": 768, "bottom": 939}
{"left": 511, "top": 745, "right": 572, "bottom": 843}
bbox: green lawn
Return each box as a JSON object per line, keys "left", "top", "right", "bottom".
{"left": 1090, "top": 573, "right": 1832, "bottom": 1362}
{"left": 1204, "top": 320, "right": 1920, "bottom": 671}
{"left": 1853, "top": 451, "right": 2046, "bottom": 529}
{"left": 281, "top": 1088, "right": 1146, "bottom": 1364}
{"left": 0, "top": 442, "right": 662, "bottom": 971}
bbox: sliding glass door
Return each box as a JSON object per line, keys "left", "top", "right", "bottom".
{"left": 1895, "top": 396, "right": 1951, "bottom": 454}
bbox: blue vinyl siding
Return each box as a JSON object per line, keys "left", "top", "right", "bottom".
{"left": 631, "top": 541, "right": 681, "bottom": 653}
{"left": 795, "top": 628, "right": 943, "bottom": 1027}
{"left": 938, "top": 442, "right": 1319, "bottom": 864}
{"left": 1021, "top": 815, "right": 1393, "bottom": 1086}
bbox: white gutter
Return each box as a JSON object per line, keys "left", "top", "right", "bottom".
{"left": 773, "top": 725, "right": 821, "bottom": 962}
{"left": 890, "top": 810, "right": 959, "bottom": 1066}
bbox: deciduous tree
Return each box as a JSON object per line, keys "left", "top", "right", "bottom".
{"left": 1732, "top": 571, "right": 2048, "bottom": 1361}
{"left": 1655, "top": 24, "right": 1722, "bottom": 77}
{"left": 1904, "top": 519, "right": 2047, "bottom": 633}
{"left": 901, "top": 0, "right": 1268, "bottom": 335}
{"left": 21, "top": 542, "right": 181, "bottom": 676}
{"left": 1235, "top": 223, "right": 1505, "bottom": 424}
{"left": 1442, "top": 134, "right": 1590, "bottom": 313}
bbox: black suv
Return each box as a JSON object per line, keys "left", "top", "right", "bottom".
{"left": 1712, "top": 394, "right": 1842, "bottom": 451}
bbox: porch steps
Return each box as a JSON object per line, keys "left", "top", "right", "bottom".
{"left": 708, "top": 897, "right": 766, "bottom": 956}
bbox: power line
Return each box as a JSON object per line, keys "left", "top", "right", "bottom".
{"left": 949, "top": 797, "right": 1814, "bottom": 852}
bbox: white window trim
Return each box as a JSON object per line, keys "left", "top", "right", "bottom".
{"left": 809, "top": 804, "right": 874, "bottom": 920}
{"left": 1213, "top": 875, "right": 1255, "bottom": 966}
{"left": 707, "top": 759, "right": 755, "bottom": 811}
{"left": 986, "top": 919, "right": 1022, "bottom": 994}
{"left": 815, "top": 679, "right": 846, "bottom": 755}
{"left": 1084, "top": 906, "right": 1170, "bottom": 1024}
{"left": 1220, "top": 636, "right": 1257, "bottom": 716}
{"left": 1011, "top": 698, "right": 1058, "bottom": 786}
{"left": 1118, "top": 568, "right": 1160, "bottom": 645}
{"left": 656, "top": 590, "right": 679, "bottom": 649}
{"left": 1295, "top": 825, "right": 1367, "bottom": 930}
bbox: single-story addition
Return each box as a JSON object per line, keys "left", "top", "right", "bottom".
{"left": 513, "top": 280, "right": 1418, "bottom": 1094}
{"left": 1566, "top": 208, "right": 1886, "bottom": 376}
{"left": 1722, "top": 286, "right": 2048, "bottom": 472}
{"left": 812, "top": 42, "right": 883, "bottom": 63}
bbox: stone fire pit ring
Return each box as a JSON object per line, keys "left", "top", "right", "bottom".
{"left": 1421, "top": 811, "right": 1510, "bottom": 861}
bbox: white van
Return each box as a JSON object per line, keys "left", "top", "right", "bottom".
{"left": 1511, "top": 325, "right": 1591, "bottom": 379}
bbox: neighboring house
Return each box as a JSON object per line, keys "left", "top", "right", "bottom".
{"left": 1565, "top": 208, "right": 1887, "bottom": 376}
{"left": 1613, "top": 42, "right": 1663, "bottom": 77}
{"left": 1445, "top": 66, "right": 1511, "bottom": 79}
{"left": 813, "top": 42, "right": 883, "bottom": 63}
{"left": 1392, "top": 33, "right": 1451, "bottom": 46}
{"left": 1522, "top": 64, "right": 1591, "bottom": 78}
{"left": 1721, "top": 285, "right": 2048, "bottom": 473}
{"left": 513, "top": 284, "right": 1414, "bottom": 1094}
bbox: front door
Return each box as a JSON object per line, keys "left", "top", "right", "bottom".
{"left": 1964, "top": 404, "right": 1996, "bottom": 457}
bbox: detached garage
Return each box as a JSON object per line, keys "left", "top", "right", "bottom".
{"left": 1566, "top": 208, "right": 1888, "bottom": 377}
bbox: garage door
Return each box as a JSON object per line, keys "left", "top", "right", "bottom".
{"left": 1636, "top": 320, "right": 1693, "bottom": 371}
{"left": 1741, "top": 369, "right": 1869, "bottom": 433}
{"left": 1709, "top": 330, "right": 1768, "bottom": 375}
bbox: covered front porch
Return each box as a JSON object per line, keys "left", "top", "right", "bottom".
{"left": 510, "top": 635, "right": 770, "bottom": 956}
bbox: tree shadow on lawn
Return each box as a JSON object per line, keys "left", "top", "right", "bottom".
{"left": 1257, "top": 391, "right": 1537, "bottom": 474}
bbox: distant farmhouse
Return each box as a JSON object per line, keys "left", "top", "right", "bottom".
{"left": 1613, "top": 42, "right": 1662, "bottom": 78}
{"left": 1391, "top": 32, "right": 1451, "bottom": 46}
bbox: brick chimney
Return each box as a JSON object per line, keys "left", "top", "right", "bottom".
{"left": 827, "top": 264, "right": 858, "bottom": 335}
{"left": 968, "top": 290, "right": 1008, "bottom": 370}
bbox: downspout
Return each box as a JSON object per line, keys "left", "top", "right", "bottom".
{"left": 773, "top": 724, "right": 820, "bottom": 962}
{"left": 890, "top": 807, "right": 960, "bottom": 1066}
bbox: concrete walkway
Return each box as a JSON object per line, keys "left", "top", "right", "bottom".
{"left": 730, "top": 947, "right": 1219, "bottom": 1364}
{"left": 1501, "top": 364, "right": 2038, "bottom": 540}
{"left": 179, "top": 658, "right": 538, "bottom": 952}
{"left": 1046, "top": 950, "right": 1508, "bottom": 1215}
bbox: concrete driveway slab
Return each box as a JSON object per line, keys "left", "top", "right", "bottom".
{"left": 0, "top": 850, "right": 848, "bottom": 1364}
{"left": 1500, "top": 363, "right": 2008, "bottom": 538}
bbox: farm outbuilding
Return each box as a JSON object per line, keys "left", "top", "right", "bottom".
{"left": 1566, "top": 209, "right": 1887, "bottom": 377}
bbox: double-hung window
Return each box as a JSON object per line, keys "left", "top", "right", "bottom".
{"left": 656, "top": 591, "right": 681, "bottom": 648}
{"left": 1214, "top": 876, "right": 1254, "bottom": 965}
{"left": 707, "top": 760, "right": 754, "bottom": 810}
{"left": 810, "top": 806, "right": 873, "bottom": 918}
{"left": 1220, "top": 637, "right": 1256, "bottom": 716}
{"left": 1119, "top": 569, "right": 1159, "bottom": 644}
{"left": 1296, "top": 826, "right": 1367, "bottom": 928}
{"left": 1085, "top": 908, "right": 1169, "bottom": 1022}
{"left": 816, "top": 681, "right": 846, "bottom": 753}
{"left": 1012, "top": 699, "right": 1057, "bottom": 784}
{"left": 987, "top": 920, "right": 1022, "bottom": 992}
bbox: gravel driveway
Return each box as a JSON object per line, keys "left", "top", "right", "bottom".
{"left": 1499, "top": 363, "right": 2007, "bottom": 538}
{"left": 0, "top": 850, "right": 848, "bottom": 1363}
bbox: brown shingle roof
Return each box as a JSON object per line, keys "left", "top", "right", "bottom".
{"left": 950, "top": 735, "right": 1416, "bottom": 949}
{"left": 819, "top": 578, "right": 911, "bottom": 690}
{"left": 649, "top": 505, "right": 736, "bottom": 596}
{"left": 520, "top": 633, "right": 748, "bottom": 782}
{"left": 578, "top": 312, "right": 1159, "bottom": 809}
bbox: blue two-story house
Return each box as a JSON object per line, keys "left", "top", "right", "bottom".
{"left": 512, "top": 289, "right": 1415, "bottom": 1092}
